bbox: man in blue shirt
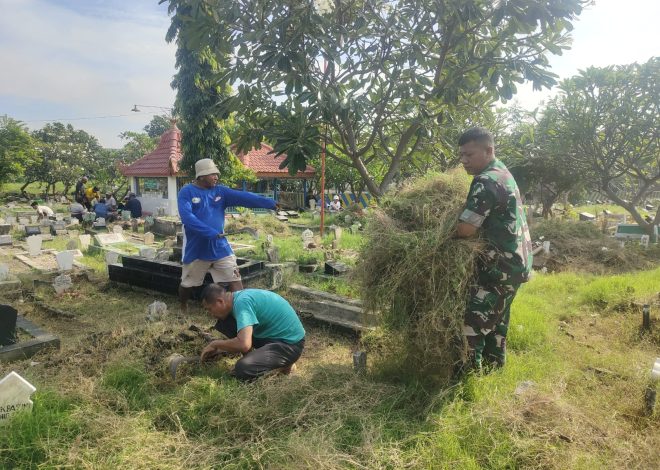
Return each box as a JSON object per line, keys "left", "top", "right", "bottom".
{"left": 124, "top": 193, "right": 142, "bottom": 218}
{"left": 200, "top": 285, "right": 305, "bottom": 380}
{"left": 177, "top": 158, "right": 277, "bottom": 311}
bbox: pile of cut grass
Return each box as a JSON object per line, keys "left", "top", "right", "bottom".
{"left": 356, "top": 172, "right": 481, "bottom": 381}
{"left": 530, "top": 219, "right": 660, "bottom": 274}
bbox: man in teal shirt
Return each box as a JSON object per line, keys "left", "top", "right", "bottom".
{"left": 200, "top": 285, "right": 305, "bottom": 380}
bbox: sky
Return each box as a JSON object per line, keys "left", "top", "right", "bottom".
{"left": 0, "top": 0, "right": 658, "bottom": 148}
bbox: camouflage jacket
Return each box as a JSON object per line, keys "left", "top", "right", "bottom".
{"left": 459, "top": 159, "right": 533, "bottom": 285}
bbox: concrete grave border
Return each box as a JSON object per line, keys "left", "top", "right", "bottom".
{"left": 0, "top": 315, "right": 60, "bottom": 362}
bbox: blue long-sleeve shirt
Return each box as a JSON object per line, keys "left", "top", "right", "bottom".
{"left": 178, "top": 184, "right": 276, "bottom": 264}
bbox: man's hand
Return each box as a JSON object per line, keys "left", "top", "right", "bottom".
{"left": 456, "top": 222, "right": 479, "bottom": 239}
{"left": 200, "top": 340, "right": 223, "bottom": 361}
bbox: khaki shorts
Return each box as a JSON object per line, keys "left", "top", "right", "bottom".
{"left": 180, "top": 255, "right": 241, "bottom": 287}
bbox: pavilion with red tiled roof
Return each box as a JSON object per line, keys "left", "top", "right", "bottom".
{"left": 235, "top": 143, "right": 316, "bottom": 209}
{"left": 121, "top": 124, "right": 316, "bottom": 215}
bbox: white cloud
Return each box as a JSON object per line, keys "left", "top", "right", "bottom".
{"left": 0, "top": 0, "right": 177, "bottom": 147}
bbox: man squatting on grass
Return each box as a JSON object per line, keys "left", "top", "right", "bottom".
{"left": 455, "top": 127, "right": 533, "bottom": 371}
{"left": 200, "top": 285, "right": 305, "bottom": 380}
{"left": 177, "top": 158, "right": 277, "bottom": 311}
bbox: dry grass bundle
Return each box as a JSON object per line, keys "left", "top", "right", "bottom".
{"left": 356, "top": 171, "right": 482, "bottom": 380}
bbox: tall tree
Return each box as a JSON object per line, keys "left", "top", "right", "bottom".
{"left": 553, "top": 58, "right": 659, "bottom": 232}
{"left": 143, "top": 115, "right": 173, "bottom": 139}
{"left": 0, "top": 116, "right": 36, "bottom": 186}
{"left": 165, "top": 1, "right": 241, "bottom": 185}
{"left": 26, "top": 123, "right": 102, "bottom": 196}
{"left": 163, "top": 0, "right": 587, "bottom": 197}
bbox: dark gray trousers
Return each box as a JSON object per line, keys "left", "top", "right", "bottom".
{"left": 214, "top": 316, "right": 304, "bottom": 381}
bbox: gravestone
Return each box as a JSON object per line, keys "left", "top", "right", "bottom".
{"left": 26, "top": 235, "right": 42, "bottom": 257}
{"left": 352, "top": 351, "right": 367, "bottom": 374}
{"left": 52, "top": 273, "right": 73, "bottom": 294}
{"left": 94, "top": 233, "right": 125, "bottom": 246}
{"left": 579, "top": 212, "right": 596, "bottom": 222}
{"left": 66, "top": 239, "right": 78, "bottom": 250}
{"left": 301, "top": 229, "right": 314, "bottom": 249}
{"left": 139, "top": 247, "right": 156, "bottom": 260}
{"left": 0, "top": 235, "right": 11, "bottom": 247}
{"left": 55, "top": 251, "right": 75, "bottom": 271}
{"left": 122, "top": 210, "right": 132, "bottom": 221}
{"left": 0, "top": 371, "right": 36, "bottom": 425}
{"left": 18, "top": 218, "right": 29, "bottom": 225}
{"left": 332, "top": 225, "right": 342, "bottom": 241}
{"left": 49, "top": 221, "right": 66, "bottom": 235}
{"left": 93, "top": 217, "right": 106, "bottom": 228}
{"left": 25, "top": 225, "right": 41, "bottom": 237}
{"left": 0, "top": 225, "right": 10, "bottom": 235}
{"left": 266, "top": 234, "right": 274, "bottom": 246}
{"left": 112, "top": 225, "right": 123, "bottom": 234}
{"left": 325, "top": 260, "right": 350, "bottom": 276}
{"left": 68, "top": 218, "right": 79, "bottom": 225}
{"left": 0, "top": 265, "right": 9, "bottom": 282}
{"left": 266, "top": 246, "right": 280, "bottom": 263}
{"left": 144, "top": 232, "right": 155, "bottom": 245}
{"left": 155, "top": 249, "right": 171, "bottom": 261}
{"left": 30, "top": 215, "right": 38, "bottom": 224}
{"left": 105, "top": 251, "right": 120, "bottom": 265}
{"left": 0, "top": 304, "right": 17, "bottom": 346}
{"left": 145, "top": 301, "right": 168, "bottom": 322}
{"left": 131, "top": 218, "right": 139, "bottom": 233}
{"left": 79, "top": 234, "right": 91, "bottom": 251}
{"left": 39, "top": 226, "right": 50, "bottom": 235}
{"left": 6, "top": 216, "right": 16, "bottom": 225}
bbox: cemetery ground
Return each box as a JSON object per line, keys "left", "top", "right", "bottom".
{"left": 0, "top": 209, "right": 659, "bottom": 468}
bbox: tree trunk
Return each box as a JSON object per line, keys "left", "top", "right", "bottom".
{"left": 602, "top": 185, "right": 653, "bottom": 235}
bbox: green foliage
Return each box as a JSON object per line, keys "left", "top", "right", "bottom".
{"left": 143, "top": 114, "right": 172, "bottom": 138}
{"left": 163, "top": 0, "right": 587, "bottom": 196}
{"left": 102, "top": 363, "right": 157, "bottom": 411}
{"left": 26, "top": 122, "right": 102, "bottom": 195}
{"left": 0, "top": 116, "right": 36, "bottom": 185}
{"left": 0, "top": 390, "right": 81, "bottom": 469}
{"left": 551, "top": 57, "right": 660, "bottom": 231}
{"left": 166, "top": 3, "right": 253, "bottom": 186}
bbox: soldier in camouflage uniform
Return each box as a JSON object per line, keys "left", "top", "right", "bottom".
{"left": 455, "top": 127, "right": 533, "bottom": 370}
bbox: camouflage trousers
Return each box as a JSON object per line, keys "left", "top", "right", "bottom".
{"left": 463, "top": 283, "right": 520, "bottom": 370}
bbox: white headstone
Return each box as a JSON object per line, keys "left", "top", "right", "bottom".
{"left": 79, "top": 234, "right": 91, "bottom": 251}
{"left": 69, "top": 218, "right": 79, "bottom": 225}
{"left": 0, "top": 371, "right": 36, "bottom": 425}
{"left": 640, "top": 235, "right": 650, "bottom": 249}
{"left": 55, "top": 251, "right": 75, "bottom": 271}
{"left": 95, "top": 233, "right": 125, "bottom": 246}
{"left": 542, "top": 241, "right": 551, "bottom": 254}
{"left": 309, "top": 199, "right": 316, "bottom": 210}
{"left": 6, "top": 216, "right": 16, "bottom": 225}
{"left": 144, "top": 232, "right": 155, "bottom": 245}
{"left": 18, "top": 217, "right": 29, "bottom": 225}
{"left": 0, "top": 235, "right": 12, "bottom": 246}
{"left": 105, "top": 251, "right": 120, "bottom": 265}
{"left": 651, "top": 358, "right": 660, "bottom": 381}
{"left": 146, "top": 300, "right": 168, "bottom": 321}
{"left": 266, "top": 234, "right": 274, "bottom": 245}
{"left": 139, "top": 247, "right": 156, "bottom": 260}
{"left": 0, "top": 264, "right": 9, "bottom": 281}
{"left": 112, "top": 225, "right": 123, "bottom": 234}
{"left": 301, "top": 229, "right": 313, "bottom": 241}
{"left": 26, "top": 235, "right": 42, "bottom": 257}
{"left": 52, "top": 273, "right": 73, "bottom": 294}
{"left": 30, "top": 215, "right": 38, "bottom": 224}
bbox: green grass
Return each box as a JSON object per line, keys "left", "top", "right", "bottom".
{"left": 2, "top": 262, "right": 658, "bottom": 467}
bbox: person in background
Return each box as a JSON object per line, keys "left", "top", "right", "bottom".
{"left": 124, "top": 193, "right": 142, "bottom": 219}
{"left": 105, "top": 192, "right": 117, "bottom": 210}
{"left": 69, "top": 201, "right": 87, "bottom": 222}
{"left": 328, "top": 195, "right": 342, "bottom": 212}
{"left": 74, "top": 176, "right": 88, "bottom": 204}
{"left": 93, "top": 198, "right": 109, "bottom": 220}
{"left": 84, "top": 186, "right": 101, "bottom": 209}
{"left": 30, "top": 201, "right": 54, "bottom": 221}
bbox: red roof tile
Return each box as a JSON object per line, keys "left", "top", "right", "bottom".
{"left": 121, "top": 125, "right": 315, "bottom": 179}
{"left": 236, "top": 143, "right": 316, "bottom": 179}
{"left": 121, "top": 124, "right": 183, "bottom": 176}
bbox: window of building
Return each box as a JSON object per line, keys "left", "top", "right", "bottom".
{"left": 135, "top": 177, "right": 168, "bottom": 199}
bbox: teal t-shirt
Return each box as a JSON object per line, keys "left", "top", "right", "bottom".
{"left": 232, "top": 289, "right": 305, "bottom": 344}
